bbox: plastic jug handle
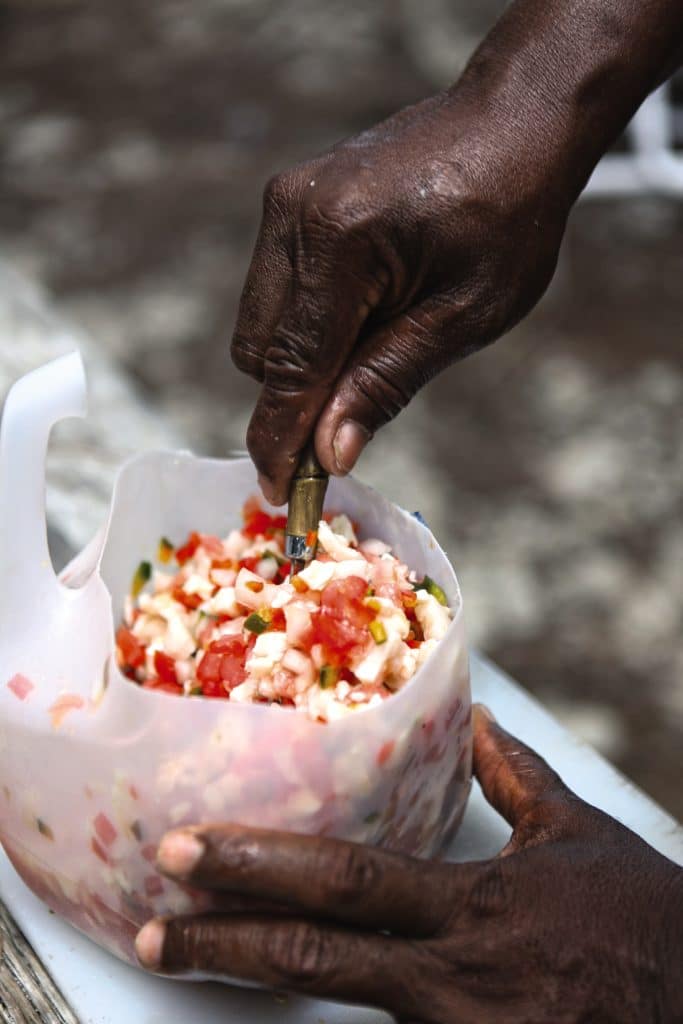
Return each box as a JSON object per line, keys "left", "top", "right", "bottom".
{"left": 0, "top": 352, "right": 87, "bottom": 631}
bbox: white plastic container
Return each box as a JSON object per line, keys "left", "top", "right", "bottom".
{"left": 0, "top": 352, "right": 471, "bottom": 966}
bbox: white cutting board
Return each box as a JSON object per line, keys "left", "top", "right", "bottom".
{"left": 2, "top": 653, "right": 682, "bottom": 1024}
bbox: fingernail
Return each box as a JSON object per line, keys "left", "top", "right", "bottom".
{"left": 475, "top": 703, "right": 497, "bottom": 723}
{"left": 157, "top": 830, "right": 204, "bottom": 877}
{"left": 332, "top": 421, "right": 370, "bottom": 474}
{"left": 135, "top": 919, "right": 165, "bottom": 970}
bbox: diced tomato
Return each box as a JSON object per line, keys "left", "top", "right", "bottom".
{"left": 242, "top": 509, "right": 273, "bottom": 539}
{"left": 313, "top": 576, "right": 374, "bottom": 659}
{"left": 116, "top": 626, "right": 145, "bottom": 669}
{"left": 171, "top": 586, "right": 204, "bottom": 611}
{"left": 197, "top": 635, "right": 248, "bottom": 695}
{"left": 268, "top": 608, "right": 286, "bottom": 631}
{"left": 239, "top": 555, "right": 261, "bottom": 573}
{"left": 242, "top": 497, "right": 288, "bottom": 539}
{"left": 154, "top": 650, "right": 178, "bottom": 685}
{"left": 175, "top": 531, "right": 201, "bottom": 565}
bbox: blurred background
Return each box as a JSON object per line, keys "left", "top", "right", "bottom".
{"left": 0, "top": 0, "right": 681, "bottom": 816}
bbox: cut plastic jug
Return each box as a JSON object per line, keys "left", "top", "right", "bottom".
{"left": 0, "top": 352, "right": 472, "bottom": 967}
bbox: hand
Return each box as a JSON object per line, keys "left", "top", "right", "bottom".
{"left": 231, "top": 87, "right": 568, "bottom": 505}
{"left": 232, "top": 0, "right": 683, "bottom": 506}
{"left": 136, "top": 707, "right": 683, "bottom": 1022}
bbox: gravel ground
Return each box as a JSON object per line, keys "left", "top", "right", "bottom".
{"left": 0, "top": 0, "right": 681, "bottom": 817}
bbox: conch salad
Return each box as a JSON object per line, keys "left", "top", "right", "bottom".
{"left": 115, "top": 499, "right": 452, "bottom": 722}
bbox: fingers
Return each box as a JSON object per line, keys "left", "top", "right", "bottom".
{"left": 230, "top": 232, "right": 291, "bottom": 383}
{"left": 314, "top": 299, "right": 456, "bottom": 477}
{"left": 230, "top": 174, "right": 300, "bottom": 382}
{"left": 244, "top": 269, "right": 373, "bottom": 504}
{"left": 154, "top": 824, "right": 467, "bottom": 937}
{"left": 472, "top": 704, "right": 571, "bottom": 831}
{"left": 231, "top": 171, "right": 390, "bottom": 504}
{"left": 136, "top": 912, "right": 416, "bottom": 1012}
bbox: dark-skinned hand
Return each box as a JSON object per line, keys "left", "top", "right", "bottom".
{"left": 231, "top": 86, "right": 568, "bottom": 505}
{"left": 231, "top": 0, "right": 683, "bottom": 505}
{"left": 136, "top": 706, "right": 683, "bottom": 1022}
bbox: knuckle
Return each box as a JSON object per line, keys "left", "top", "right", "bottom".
{"left": 302, "top": 183, "right": 367, "bottom": 241}
{"left": 263, "top": 342, "right": 311, "bottom": 395}
{"left": 264, "top": 923, "right": 331, "bottom": 986}
{"left": 263, "top": 329, "right": 334, "bottom": 394}
{"left": 230, "top": 334, "right": 264, "bottom": 379}
{"left": 263, "top": 171, "right": 297, "bottom": 218}
{"left": 328, "top": 844, "right": 380, "bottom": 904}
{"left": 350, "top": 355, "right": 414, "bottom": 425}
{"left": 466, "top": 861, "right": 513, "bottom": 918}
{"left": 165, "top": 917, "right": 223, "bottom": 971}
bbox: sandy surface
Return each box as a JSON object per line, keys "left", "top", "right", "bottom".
{"left": 0, "top": 0, "right": 681, "bottom": 817}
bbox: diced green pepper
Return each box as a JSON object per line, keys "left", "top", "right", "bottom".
{"left": 244, "top": 611, "right": 269, "bottom": 635}
{"left": 319, "top": 665, "right": 339, "bottom": 689}
{"left": 414, "top": 574, "right": 448, "bottom": 606}
{"left": 189, "top": 685, "right": 203, "bottom": 696}
{"left": 369, "top": 620, "right": 387, "bottom": 644}
{"left": 131, "top": 560, "right": 152, "bottom": 597}
{"left": 364, "top": 810, "right": 380, "bottom": 825}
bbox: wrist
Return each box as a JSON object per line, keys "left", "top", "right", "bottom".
{"left": 447, "top": 0, "right": 683, "bottom": 206}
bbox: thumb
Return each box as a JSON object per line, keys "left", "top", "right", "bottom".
{"left": 472, "top": 705, "right": 572, "bottom": 831}
{"left": 314, "top": 299, "right": 453, "bottom": 476}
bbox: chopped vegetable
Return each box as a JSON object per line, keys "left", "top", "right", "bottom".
{"left": 131, "top": 560, "right": 152, "bottom": 598}
{"left": 175, "top": 531, "right": 201, "bottom": 565}
{"left": 116, "top": 626, "right": 145, "bottom": 670}
{"left": 415, "top": 575, "right": 448, "bottom": 606}
{"left": 369, "top": 620, "right": 387, "bottom": 644}
{"left": 157, "top": 537, "right": 174, "bottom": 563}
{"left": 154, "top": 650, "right": 178, "bottom": 685}
{"left": 319, "top": 665, "right": 339, "bottom": 689}
{"left": 118, "top": 498, "right": 452, "bottom": 721}
{"left": 244, "top": 611, "right": 269, "bottom": 635}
